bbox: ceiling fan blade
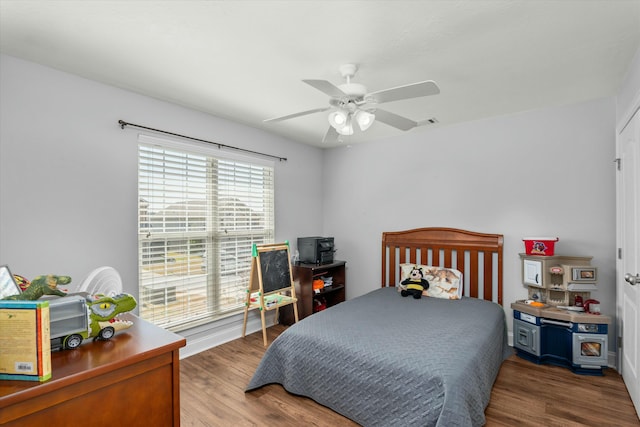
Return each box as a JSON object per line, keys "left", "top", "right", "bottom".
{"left": 322, "top": 126, "right": 340, "bottom": 144}
{"left": 264, "top": 107, "right": 330, "bottom": 123}
{"left": 374, "top": 109, "right": 418, "bottom": 131}
{"left": 303, "top": 79, "right": 347, "bottom": 98}
{"left": 367, "top": 80, "right": 440, "bottom": 104}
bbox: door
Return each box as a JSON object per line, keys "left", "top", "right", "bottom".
{"left": 617, "top": 107, "right": 640, "bottom": 418}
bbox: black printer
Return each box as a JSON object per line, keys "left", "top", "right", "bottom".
{"left": 297, "top": 237, "right": 334, "bottom": 264}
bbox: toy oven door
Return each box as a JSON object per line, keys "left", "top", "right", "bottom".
{"left": 572, "top": 333, "right": 608, "bottom": 368}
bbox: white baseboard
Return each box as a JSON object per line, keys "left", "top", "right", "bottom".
{"left": 178, "top": 310, "right": 276, "bottom": 359}
{"left": 608, "top": 351, "right": 618, "bottom": 370}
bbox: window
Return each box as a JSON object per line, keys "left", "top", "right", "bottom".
{"left": 138, "top": 135, "right": 274, "bottom": 331}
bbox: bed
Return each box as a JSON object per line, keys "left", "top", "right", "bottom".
{"left": 246, "top": 228, "right": 511, "bottom": 427}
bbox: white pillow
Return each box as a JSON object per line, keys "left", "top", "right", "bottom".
{"left": 399, "top": 263, "right": 463, "bottom": 300}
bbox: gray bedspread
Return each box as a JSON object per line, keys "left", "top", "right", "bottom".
{"left": 246, "top": 287, "right": 511, "bottom": 427}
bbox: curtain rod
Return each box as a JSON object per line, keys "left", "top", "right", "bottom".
{"left": 118, "top": 120, "right": 287, "bottom": 162}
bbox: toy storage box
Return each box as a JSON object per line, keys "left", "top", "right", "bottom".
{"left": 523, "top": 237, "right": 559, "bottom": 256}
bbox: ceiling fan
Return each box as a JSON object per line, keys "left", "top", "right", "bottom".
{"left": 264, "top": 64, "right": 440, "bottom": 143}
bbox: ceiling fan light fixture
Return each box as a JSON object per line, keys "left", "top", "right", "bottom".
{"left": 355, "top": 110, "right": 375, "bottom": 131}
{"left": 265, "top": 64, "right": 440, "bottom": 143}
{"left": 328, "top": 110, "right": 348, "bottom": 128}
{"left": 336, "top": 123, "right": 353, "bottom": 136}
{"left": 334, "top": 114, "right": 354, "bottom": 135}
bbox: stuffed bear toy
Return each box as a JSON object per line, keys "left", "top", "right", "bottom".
{"left": 401, "top": 266, "right": 430, "bottom": 299}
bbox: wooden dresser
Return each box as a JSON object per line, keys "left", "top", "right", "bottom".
{"left": 0, "top": 313, "right": 186, "bottom": 426}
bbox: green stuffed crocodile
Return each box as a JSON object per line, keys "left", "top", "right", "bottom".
{"left": 2, "top": 274, "right": 70, "bottom": 300}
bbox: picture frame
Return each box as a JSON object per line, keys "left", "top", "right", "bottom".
{"left": 0, "top": 265, "right": 22, "bottom": 298}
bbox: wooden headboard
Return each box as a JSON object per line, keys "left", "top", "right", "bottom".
{"left": 381, "top": 227, "right": 504, "bottom": 305}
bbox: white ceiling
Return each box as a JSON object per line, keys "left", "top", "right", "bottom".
{"left": 1, "top": 1, "right": 639, "bottom": 147}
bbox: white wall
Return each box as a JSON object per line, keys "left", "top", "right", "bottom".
{"left": 323, "top": 97, "right": 617, "bottom": 348}
{"left": 0, "top": 52, "right": 624, "bottom": 356}
{"left": 617, "top": 47, "right": 640, "bottom": 125}
{"left": 0, "top": 54, "right": 325, "bottom": 351}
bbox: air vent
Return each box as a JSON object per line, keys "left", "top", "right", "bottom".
{"left": 419, "top": 118, "right": 438, "bottom": 125}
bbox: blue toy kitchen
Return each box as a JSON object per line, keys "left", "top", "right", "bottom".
{"left": 511, "top": 253, "right": 610, "bottom": 375}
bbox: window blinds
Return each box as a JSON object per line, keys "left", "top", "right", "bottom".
{"left": 138, "top": 136, "right": 274, "bottom": 330}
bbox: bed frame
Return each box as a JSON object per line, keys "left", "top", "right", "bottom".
{"left": 381, "top": 227, "right": 504, "bottom": 305}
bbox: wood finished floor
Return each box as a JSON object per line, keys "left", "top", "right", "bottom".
{"left": 180, "top": 325, "right": 639, "bottom": 426}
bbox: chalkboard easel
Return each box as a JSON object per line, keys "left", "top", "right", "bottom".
{"left": 242, "top": 242, "right": 299, "bottom": 346}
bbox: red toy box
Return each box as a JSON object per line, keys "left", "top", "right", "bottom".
{"left": 523, "top": 237, "right": 559, "bottom": 256}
